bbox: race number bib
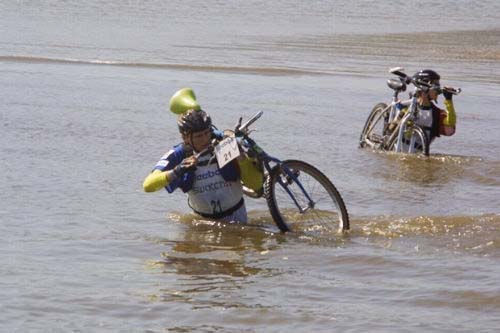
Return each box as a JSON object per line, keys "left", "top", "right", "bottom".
{"left": 214, "top": 137, "right": 240, "bottom": 168}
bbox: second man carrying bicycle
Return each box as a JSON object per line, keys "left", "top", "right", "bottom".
{"left": 394, "top": 69, "right": 458, "bottom": 150}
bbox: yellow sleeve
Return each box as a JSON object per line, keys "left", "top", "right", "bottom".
{"left": 238, "top": 156, "right": 264, "bottom": 192}
{"left": 442, "top": 99, "right": 456, "bottom": 127}
{"left": 143, "top": 169, "right": 171, "bottom": 192}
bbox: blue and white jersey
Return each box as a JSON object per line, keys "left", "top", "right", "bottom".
{"left": 187, "top": 152, "right": 243, "bottom": 215}
{"left": 152, "top": 142, "right": 242, "bottom": 215}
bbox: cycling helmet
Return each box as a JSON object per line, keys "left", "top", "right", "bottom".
{"left": 413, "top": 69, "right": 441, "bottom": 86}
{"left": 177, "top": 109, "right": 212, "bottom": 134}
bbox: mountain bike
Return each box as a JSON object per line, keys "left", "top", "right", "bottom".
{"left": 212, "top": 111, "right": 349, "bottom": 233}
{"left": 359, "top": 67, "right": 461, "bottom": 156}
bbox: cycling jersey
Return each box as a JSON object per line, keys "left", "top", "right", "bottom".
{"left": 415, "top": 103, "right": 440, "bottom": 143}
{"left": 152, "top": 143, "right": 244, "bottom": 217}
{"left": 393, "top": 98, "right": 457, "bottom": 153}
{"left": 416, "top": 99, "right": 456, "bottom": 143}
{"left": 185, "top": 151, "right": 243, "bottom": 216}
{"left": 153, "top": 142, "right": 239, "bottom": 193}
{"left": 397, "top": 98, "right": 456, "bottom": 151}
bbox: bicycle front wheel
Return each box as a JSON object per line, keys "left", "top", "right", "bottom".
{"left": 264, "top": 160, "right": 349, "bottom": 233}
{"left": 359, "top": 103, "right": 389, "bottom": 149}
{"left": 389, "top": 125, "right": 430, "bottom": 156}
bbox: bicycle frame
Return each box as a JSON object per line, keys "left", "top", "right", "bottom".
{"left": 385, "top": 94, "right": 420, "bottom": 153}
{"left": 387, "top": 83, "right": 404, "bottom": 125}
{"left": 393, "top": 96, "right": 420, "bottom": 153}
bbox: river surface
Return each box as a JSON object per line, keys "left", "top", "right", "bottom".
{"left": 1, "top": 1, "right": 500, "bottom": 332}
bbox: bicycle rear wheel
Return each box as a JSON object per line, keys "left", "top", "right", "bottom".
{"left": 264, "top": 160, "right": 349, "bottom": 233}
{"left": 359, "top": 103, "right": 389, "bottom": 149}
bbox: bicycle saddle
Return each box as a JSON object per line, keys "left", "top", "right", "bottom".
{"left": 386, "top": 78, "right": 406, "bottom": 92}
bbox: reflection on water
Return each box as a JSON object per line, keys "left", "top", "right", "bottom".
{"left": 145, "top": 210, "right": 354, "bottom": 306}
{"left": 145, "top": 215, "right": 282, "bottom": 313}
{"left": 155, "top": 254, "right": 263, "bottom": 278}
{"left": 370, "top": 151, "right": 482, "bottom": 185}
{"left": 151, "top": 213, "right": 278, "bottom": 275}
{"left": 169, "top": 222, "right": 273, "bottom": 254}
{"left": 146, "top": 256, "right": 274, "bottom": 312}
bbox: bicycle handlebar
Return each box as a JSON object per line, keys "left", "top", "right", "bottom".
{"left": 236, "top": 111, "right": 263, "bottom": 134}
{"left": 389, "top": 66, "right": 461, "bottom": 95}
{"left": 192, "top": 112, "right": 264, "bottom": 165}
{"left": 441, "top": 86, "right": 462, "bottom": 95}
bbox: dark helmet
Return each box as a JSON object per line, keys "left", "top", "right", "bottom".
{"left": 177, "top": 109, "right": 212, "bottom": 134}
{"left": 413, "top": 69, "right": 441, "bottom": 86}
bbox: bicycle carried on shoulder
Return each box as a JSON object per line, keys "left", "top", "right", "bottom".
{"left": 212, "top": 111, "right": 350, "bottom": 233}
{"left": 359, "top": 67, "right": 461, "bottom": 156}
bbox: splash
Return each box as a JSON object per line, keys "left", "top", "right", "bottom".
{"left": 355, "top": 214, "right": 500, "bottom": 256}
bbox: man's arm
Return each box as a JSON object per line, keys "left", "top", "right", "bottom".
{"left": 440, "top": 92, "right": 456, "bottom": 136}
{"left": 238, "top": 155, "right": 264, "bottom": 192}
{"left": 143, "top": 154, "right": 197, "bottom": 192}
{"left": 143, "top": 169, "right": 174, "bottom": 192}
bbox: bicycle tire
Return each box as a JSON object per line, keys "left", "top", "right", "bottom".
{"left": 388, "top": 125, "right": 430, "bottom": 156}
{"left": 264, "top": 160, "right": 349, "bottom": 233}
{"left": 359, "top": 103, "right": 389, "bottom": 149}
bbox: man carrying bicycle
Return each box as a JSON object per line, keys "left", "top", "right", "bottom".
{"left": 143, "top": 89, "right": 263, "bottom": 223}
{"left": 404, "top": 69, "right": 457, "bottom": 147}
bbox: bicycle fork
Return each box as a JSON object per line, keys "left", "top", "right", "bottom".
{"left": 277, "top": 166, "right": 315, "bottom": 213}
{"left": 394, "top": 100, "right": 417, "bottom": 153}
